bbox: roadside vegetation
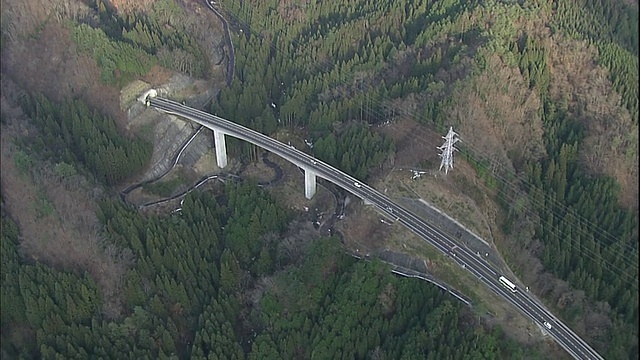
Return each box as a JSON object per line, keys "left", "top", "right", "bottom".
{"left": 215, "top": 0, "right": 638, "bottom": 357}
{"left": 1, "top": 191, "right": 542, "bottom": 358}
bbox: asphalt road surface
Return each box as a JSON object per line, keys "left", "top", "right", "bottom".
{"left": 149, "top": 97, "right": 604, "bottom": 360}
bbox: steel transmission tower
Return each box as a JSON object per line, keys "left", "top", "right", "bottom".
{"left": 438, "top": 126, "right": 460, "bottom": 174}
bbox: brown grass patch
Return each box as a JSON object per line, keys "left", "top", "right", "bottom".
{"left": 109, "top": 0, "right": 158, "bottom": 14}
{"left": 339, "top": 201, "right": 392, "bottom": 255}
{"left": 337, "top": 192, "right": 558, "bottom": 353}
{"left": 377, "top": 117, "right": 443, "bottom": 168}
{"left": 241, "top": 159, "right": 276, "bottom": 183}
{"left": 142, "top": 66, "right": 176, "bottom": 87}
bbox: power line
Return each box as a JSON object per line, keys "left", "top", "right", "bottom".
{"left": 358, "top": 99, "right": 639, "bottom": 258}
{"left": 216, "top": 6, "right": 634, "bottom": 259}
{"left": 438, "top": 127, "right": 460, "bottom": 175}
{"left": 211, "top": 2, "right": 639, "bottom": 287}
{"left": 369, "top": 111, "right": 639, "bottom": 287}
{"left": 362, "top": 99, "right": 636, "bottom": 253}
{"left": 373, "top": 137, "right": 638, "bottom": 289}
{"left": 360, "top": 98, "right": 637, "bottom": 268}
{"left": 216, "top": 0, "right": 639, "bottom": 277}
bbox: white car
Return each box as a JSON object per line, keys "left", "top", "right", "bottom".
{"left": 354, "top": 182, "right": 362, "bottom": 188}
{"left": 543, "top": 321, "right": 552, "bottom": 330}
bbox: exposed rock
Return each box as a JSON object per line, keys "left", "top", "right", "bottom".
{"left": 122, "top": 73, "right": 222, "bottom": 183}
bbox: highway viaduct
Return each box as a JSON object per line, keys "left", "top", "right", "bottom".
{"left": 141, "top": 90, "right": 322, "bottom": 199}
{"left": 142, "top": 93, "right": 605, "bottom": 360}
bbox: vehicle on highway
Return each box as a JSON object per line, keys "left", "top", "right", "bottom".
{"left": 544, "top": 321, "right": 552, "bottom": 330}
{"left": 147, "top": 98, "right": 606, "bottom": 360}
{"left": 499, "top": 276, "right": 517, "bottom": 293}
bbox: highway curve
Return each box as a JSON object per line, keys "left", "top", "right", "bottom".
{"left": 148, "top": 97, "right": 605, "bottom": 360}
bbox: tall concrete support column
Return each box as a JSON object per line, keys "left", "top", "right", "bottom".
{"left": 213, "top": 129, "right": 228, "bottom": 168}
{"left": 304, "top": 168, "right": 317, "bottom": 199}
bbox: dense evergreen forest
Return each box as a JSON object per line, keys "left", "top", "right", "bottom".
{"left": 211, "top": 0, "right": 638, "bottom": 358}
{"left": 69, "top": 0, "right": 209, "bottom": 85}
{"left": 18, "top": 94, "right": 152, "bottom": 185}
{"left": 1, "top": 185, "right": 542, "bottom": 358}
{"left": 1, "top": 0, "right": 638, "bottom": 358}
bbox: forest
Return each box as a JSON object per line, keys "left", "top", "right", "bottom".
{"left": 1, "top": 184, "right": 543, "bottom": 358}
{"left": 67, "top": 0, "right": 208, "bottom": 85}
{"left": 1, "top": 0, "right": 638, "bottom": 358}
{"left": 17, "top": 93, "right": 152, "bottom": 185}
{"left": 212, "top": 0, "right": 639, "bottom": 357}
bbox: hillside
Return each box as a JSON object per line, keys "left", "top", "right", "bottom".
{"left": 1, "top": 0, "right": 638, "bottom": 359}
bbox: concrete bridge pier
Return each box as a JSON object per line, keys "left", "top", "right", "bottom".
{"left": 213, "top": 129, "right": 228, "bottom": 168}
{"left": 304, "top": 168, "right": 317, "bottom": 199}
